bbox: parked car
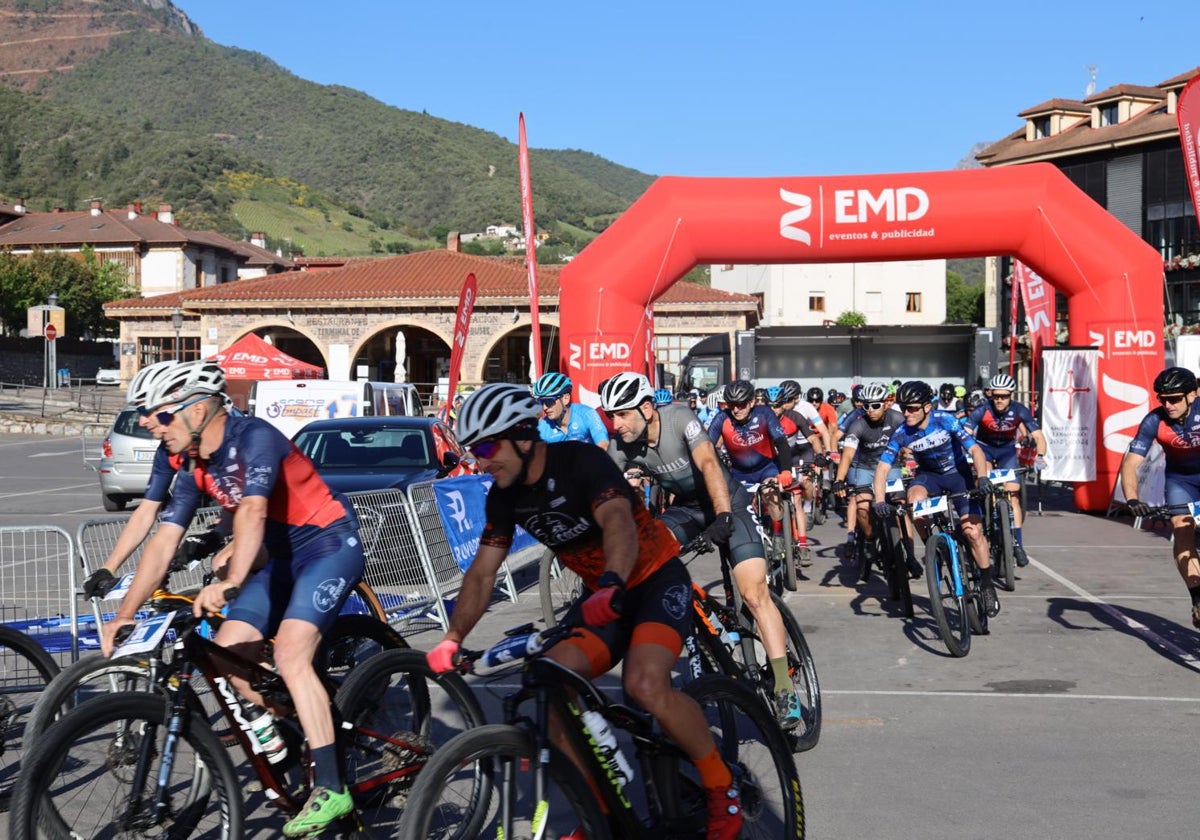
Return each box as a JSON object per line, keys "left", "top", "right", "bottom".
{"left": 95, "top": 368, "right": 122, "bottom": 386}
{"left": 97, "top": 407, "right": 159, "bottom": 511}
{"left": 291, "top": 416, "right": 475, "bottom": 494}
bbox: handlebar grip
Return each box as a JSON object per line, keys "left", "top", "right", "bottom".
{"left": 222, "top": 586, "right": 239, "bottom": 602}
{"left": 113, "top": 624, "right": 136, "bottom": 646}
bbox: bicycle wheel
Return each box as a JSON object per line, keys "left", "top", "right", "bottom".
{"left": 10, "top": 692, "right": 242, "bottom": 840}
{"left": 341, "top": 579, "right": 390, "bottom": 623}
{"left": 991, "top": 497, "right": 1016, "bottom": 592}
{"left": 24, "top": 654, "right": 158, "bottom": 747}
{"left": 924, "top": 533, "right": 970, "bottom": 657}
{"left": 334, "top": 648, "right": 487, "bottom": 833}
{"left": 676, "top": 674, "right": 805, "bottom": 839}
{"left": 539, "top": 547, "right": 583, "bottom": 627}
{"left": 883, "top": 516, "right": 914, "bottom": 618}
{"left": 811, "top": 484, "right": 826, "bottom": 526}
{"left": 781, "top": 497, "right": 798, "bottom": 592}
{"left": 317, "top": 613, "right": 408, "bottom": 688}
{"left": 962, "top": 551, "right": 989, "bottom": 637}
{"left": 0, "top": 627, "right": 60, "bottom": 812}
{"left": 773, "top": 593, "right": 821, "bottom": 753}
{"left": 394, "top": 723, "right": 611, "bottom": 840}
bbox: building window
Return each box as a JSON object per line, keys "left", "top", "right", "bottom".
{"left": 1100, "top": 103, "right": 1119, "bottom": 127}
{"left": 808, "top": 294, "right": 825, "bottom": 312}
{"left": 1144, "top": 147, "right": 1199, "bottom": 260}
{"left": 139, "top": 337, "right": 200, "bottom": 366}
{"left": 906, "top": 292, "right": 922, "bottom": 313}
{"left": 1060, "top": 160, "right": 1107, "bottom": 208}
{"left": 654, "top": 334, "right": 707, "bottom": 379}
{"left": 1033, "top": 117, "right": 1051, "bottom": 139}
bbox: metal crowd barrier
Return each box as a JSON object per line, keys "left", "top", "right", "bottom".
{"left": 0, "top": 525, "right": 78, "bottom": 665}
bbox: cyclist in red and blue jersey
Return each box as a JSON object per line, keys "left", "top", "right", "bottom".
{"left": 768, "top": 385, "right": 825, "bottom": 566}
{"left": 964, "top": 373, "right": 1047, "bottom": 567}
{"left": 1120, "top": 366, "right": 1200, "bottom": 630}
{"left": 533, "top": 371, "right": 609, "bottom": 449}
{"left": 100, "top": 360, "right": 365, "bottom": 837}
{"left": 873, "top": 380, "right": 999, "bottom": 617}
{"left": 708, "top": 380, "right": 795, "bottom": 559}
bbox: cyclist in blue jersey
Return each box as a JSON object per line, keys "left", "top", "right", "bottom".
{"left": 873, "top": 380, "right": 999, "bottom": 617}
{"left": 688, "top": 388, "right": 715, "bottom": 427}
{"left": 964, "top": 373, "right": 1047, "bottom": 567}
{"left": 100, "top": 360, "right": 366, "bottom": 836}
{"left": 1120, "top": 366, "right": 1200, "bottom": 630}
{"left": 533, "top": 371, "right": 609, "bottom": 449}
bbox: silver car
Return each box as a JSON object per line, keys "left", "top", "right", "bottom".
{"left": 97, "top": 408, "right": 158, "bottom": 511}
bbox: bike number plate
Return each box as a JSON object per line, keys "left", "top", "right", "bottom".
{"left": 114, "top": 611, "right": 174, "bottom": 657}
{"left": 912, "top": 496, "right": 949, "bottom": 519}
{"left": 988, "top": 468, "right": 1017, "bottom": 485}
{"left": 885, "top": 477, "right": 905, "bottom": 495}
{"left": 103, "top": 572, "right": 138, "bottom": 603}
{"left": 1188, "top": 502, "right": 1200, "bottom": 519}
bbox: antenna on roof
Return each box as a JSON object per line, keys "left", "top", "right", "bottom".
{"left": 1084, "top": 64, "right": 1099, "bottom": 98}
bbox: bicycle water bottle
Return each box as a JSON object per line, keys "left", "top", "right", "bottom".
{"left": 580, "top": 709, "right": 635, "bottom": 787}
{"left": 245, "top": 709, "right": 289, "bottom": 765}
{"left": 707, "top": 606, "right": 740, "bottom": 646}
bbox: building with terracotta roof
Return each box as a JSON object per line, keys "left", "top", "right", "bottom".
{"left": 977, "top": 66, "right": 1200, "bottom": 326}
{"left": 104, "top": 240, "right": 759, "bottom": 400}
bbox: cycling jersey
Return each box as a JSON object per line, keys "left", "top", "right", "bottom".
{"left": 965, "top": 401, "right": 1040, "bottom": 447}
{"left": 144, "top": 446, "right": 186, "bottom": 503}
{"left": 538, "top": 402, "right": 610, "bottom": 446}
{"left": 880, "top": 411, "right": 978, "bottom": 475}
{"left": 708, "top": 405, "right": 787, "bottom": 477}
{"left": 838, "top": 406, "right": 864, "bottom": 433}
{"left": 815, "top": 401, "right": 838, "bottom": 433}
{"left": 935, "top": 398, "right": 965, "bottom": 416}
{"left": 843, "top": 408, "right": 906, "bottom": 471}
{"left": 481, "top": 441, "right": 678, "bottom": 589}
{"left": 1128, "top": 398, "right": 1200, "bottom": 476}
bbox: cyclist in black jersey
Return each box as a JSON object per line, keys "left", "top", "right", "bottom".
{"left": 599, "top": 372, "right": 807, "bottom": 731}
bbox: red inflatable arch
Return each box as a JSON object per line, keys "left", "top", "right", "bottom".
{"left": 559, "top": 163, "right": 1164, "bottom": 511}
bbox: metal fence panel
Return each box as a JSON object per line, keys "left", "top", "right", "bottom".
{"left": 0, "top": 526, "right": 77, "bottom": 665}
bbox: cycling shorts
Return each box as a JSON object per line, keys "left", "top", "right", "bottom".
{"left": 1164, "top": 473, "right": 1200, "bottom": 508}
{"left": 562, "top": 555, "right": 692, "bottom": 675}
{"left": 659, "top": 483, "right": 764, "bottom": 567}
{"left": 226, "top": 517, "right": 366, "bottom": 637}
{"left": 979, "top": 441, "right": 1019, "bottom": 472}
{"left": 730, "top": 462, "right": 780, "bottom": 488}
{"left": 910, "top": 468, "right": 982, "bottom": 517}
{"left": 849, "top": 465, "right": 901, "bottom": 493}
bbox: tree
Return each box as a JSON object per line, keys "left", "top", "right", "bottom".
{"left": 945, "top": 270, "right": 983, "bottom": 324}
{"left": 835, "top": 310, "right": 867, "bottom": 326}
{"left": 0, "top": 248, "right": 136, "bottom": 338}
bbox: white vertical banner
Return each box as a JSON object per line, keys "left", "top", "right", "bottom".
{"left": 1040, "top": 348, "right": 1100, "bottom": 481}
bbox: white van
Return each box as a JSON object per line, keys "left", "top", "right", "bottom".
{"left": 248, "top": 380, "right": 423, "bottom": 439}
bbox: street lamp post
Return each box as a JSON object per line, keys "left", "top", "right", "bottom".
{"left": 45, "top": 293, "right": 59, "bottom": 389}
{"left": 171, "top": 309, "right": 183, "bottom": 360}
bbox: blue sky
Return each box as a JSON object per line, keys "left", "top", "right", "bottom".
{"left": 173, "top": 0, "right": 1198, "bottom": 178}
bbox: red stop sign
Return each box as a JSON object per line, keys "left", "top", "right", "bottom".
{"left": 44, "top": 324, "right": 57, "bottom": 341}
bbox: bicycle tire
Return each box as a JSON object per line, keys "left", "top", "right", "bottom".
{"left": 992, "top": 497, "right": 1016, "bottom": 592}
{"left": 773, "top": 592, "right": 821, "bottom": 752}
{"left": 885, "top": 517, "right": 914, "bottom": 618}
{"left": 781, "top": 497, "right": 798, "bottom": 592}
{"left": 24, "top": 654, "right": 160, "bottom": 747}
{"left": 682, "top": 674, "right": 805, "bottom": 838}
{"left": 316, "top": 613, "right": 409, "bottom": 687}
{"left": 394, "top": 723, "right": 611, "bottom": 840}
{"left": 0, "top": 626, "right": 60, "bottom": 812}
{"left": 342, "top": 579, "right": 390, "bottom": 624}
{"left": 811, "top": 484, "right": 826, "bottom": 526}
{"left": 924, "top": 533, "right": 970, "bottom": 657}
{"left": 963, "top": 552, "right": 989, "bottom": 637}
{"left": 538, "top": 548, "right": 583, "bottom": 628}
{"left": 10, "top": 692, "right": 242, "bottom": 840}
{"left": 334, "top": 648, "right": 487, "bottom": 832}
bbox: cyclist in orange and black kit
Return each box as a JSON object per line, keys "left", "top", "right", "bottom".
{"left": 767, "top": 384, "right": 826, "bottom": 566}
{"left": 425, "top": 383, "right": 744, "bottom": 840}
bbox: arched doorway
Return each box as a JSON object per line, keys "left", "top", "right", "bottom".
{"left": 482, "top": 325, "right": 560, "bottom": 385}
{"left": 257, "top": 328, "right": 324, "bottom": 370}
{"left": 354, "top": 325, "right": 450, "bottom": 402}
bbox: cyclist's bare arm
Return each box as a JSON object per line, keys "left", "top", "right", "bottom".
{"left": 101, "top": 521, "right": 186, "bottom": 656}
{"left": 692, "top": 438, "right": 733, "bottom": 515}
{"left": 445, "top": 543, "right": 508, "bottom": 644}
{"left": 593, "top": 496, "right": 639, "bottom": 584}
{"left": 99, "top": 499, "right": 164, "bottom": 576}
{"left": 1119, "top": 451, "right": 1146, "bottom": 503}
{"left": 193, "top": 495, "right": 267, "bottom": 616}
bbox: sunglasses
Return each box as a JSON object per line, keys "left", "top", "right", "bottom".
{"left": 991, "top": 393, "right": 1013, "bottom": 400}
{"left": 142, "top": 395, "right": 209, "bottom": 426}
{"left": 1158, "top": 393, "right": 1186, "bottom": 405}
{"left": 865, "top": 401, "right": 886, "bottom": 411}
{"left": 469, "top": 438, "right": 504, "bottom": 459}
{"left": 729, "top": 400, "right": 752, "bottom": 410}
{"left": 538, "top": 397, "right": 561, "bottom": 408}
{"left": 900, "top": 403, "right": 926, "bottom": 414}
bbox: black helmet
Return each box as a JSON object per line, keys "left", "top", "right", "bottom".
{"left": 939, "top": 382, "right": 955, "bottom": 399}
{"left": 851, "top": 384, "right": 864, "bottom": 401}
{"left": 725, "top": 380, "right": 755, "bottom": 404}
{"left": 1153, "top": 366, "right": 1197, "bottom": 395}
{"left": 807, "top": 387, "right": 823, "bottom": 403}
{"left": 778, "top": 380, "right": 802, "bottom": 402}
{"left": 753, "top": 387, "right": 768, "bottom": 402}
{"left": 896, "top": 380, "right": 935, "bottom": 405}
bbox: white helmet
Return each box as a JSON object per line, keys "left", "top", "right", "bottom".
{"left": 455, "top": 383, "right": 542, "bottom": 447}
{"left": 859, "top": 381, "right": 889, "bottom": 402}
{"left": 127, "top": 360, "right": 182, "bottom": 407}
{"left": 989, "top": 373, "right": 1017, "bottom": 392}
{"left": 142, "top": 360, "right": 226, "bottom": 410}
{"left": 598, "top": 372, "right": 655, "bottom": 411}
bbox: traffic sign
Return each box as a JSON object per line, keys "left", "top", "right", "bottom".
{"left": 44, "top": 324, "right": 57, "bottom": 341}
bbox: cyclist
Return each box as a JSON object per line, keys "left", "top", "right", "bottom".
{"left": 1120, "top": 366, "right": 1200, "bottom": 629}
{"left": 426, "top": 383, "right": 744, "bottom": 839}
{"left": 99, "top": 360, "right": 366, "bottom": 837}
{"left": 688, "top": 388, "right": 714, "bottom": 427}
{"left": 655, "top": 387, "right": 675, "bottom": 407}
{"left": 781, "top": 380, "right": 831, "bottom": 451}
{"left": 768, "top": 385, "right": 826, "bottom": 566}
{"left": 832, "top": 382, "right": 921, "bottom": 578}
{"left": 532, "top": 371, "right": 609, "bottom": 450}
{"left": 935, "top": 382, "right": 966, "bottom": 418}
{"left": 873, "top": 380, "right": 1000, "bottom": 617}
{"left": 964, "top": 373, "right": 1046, "bottom": 567}
{"left": 708, "top": 380, "right": 795, "bottom": 562}
{"left": 836, "top": 385, "right": 866, "bottom": 434}
{"left": 599, "top": 372, "right": 807, "bottom": 729}
{"left": 808, "top": 386, "right": 840, "bottom": 436}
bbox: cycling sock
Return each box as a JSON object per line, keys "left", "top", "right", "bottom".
{"left": 694, "top": 745, "right": 733, "bottom": 789}
{"left": 771, "top": 520, "right": 782, "bottom": 535}
{"left": 1014, "top": 527, "right": 1024, "bottom": 546}
{"left": 769, "top": 656, "right": 791, "bottom": 689}
{"left": 797, "top": 535, "right": 808, "bottom": 545}
{"left": 312, "top": 744, "right": 342, "bottom": 791}
{"left": 1189, "top": 585, "right": 1200, "bottom": 607}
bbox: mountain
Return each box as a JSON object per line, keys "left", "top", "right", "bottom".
{"left": 0, "top": 0, "right": 654, "bottom": 246}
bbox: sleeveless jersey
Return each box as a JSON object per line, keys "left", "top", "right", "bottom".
{"left": 880, "top": 411, "right": 978, "bottom": 475}
{"left": 708, "top": 405, "right": 786, "bottom": 475}
{"left": 538, "top": 402, "right": 609, "bottom": 446}
{"left": 843, "top": 408, "right": 906, "bottom": 470}
{"left": 1128, "top": 399, "right": 1200, "bottom": 476}
{"left": 965, "top": 400, "right": 1040, "bottom": 447}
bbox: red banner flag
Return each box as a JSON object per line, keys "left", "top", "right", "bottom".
{"left": 1179, "top": 74, "right": 1200, "bottom": 237}
{"left": 1015, "top": 260, "right": 1056, "bottom": 405}
{"left": 1008, "top": 269, "right": 1020, "bottom": 375}
{"left": 446, "top": 272, "right": 477, "bottom": 404}
{"left": 518, "top": 113, "right": 543, "bottom": 379}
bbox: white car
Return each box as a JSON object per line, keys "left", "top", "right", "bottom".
{"left": 95, "top": 368, "right": 121, "bottom": 386}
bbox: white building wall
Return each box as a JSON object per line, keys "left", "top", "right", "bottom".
{"left": 140, "top": 249, "right": 184, "bottom": 297}
{"left": 711, "top": 259, "right": 946, "bottom": 326}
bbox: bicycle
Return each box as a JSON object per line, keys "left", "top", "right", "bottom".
{"left": 980, "top": 466, "right": 1032, "bottom": 592}
{"left": 10, "top": 600, "right": 486, "bottom": 838}
{"left": 848, "top": 477, "right": 918, "bottom": 618}
{"left": 395, "top": 618, "right": 805, "bottom": 839}
{"left": 0, "top": 626, "right": 60, "bottom": 812}
{"left": 681, "top": 534, "right": 821, "bottom": 752}
{"left": 898, "top": 489, "right": 990, "bottom": 657}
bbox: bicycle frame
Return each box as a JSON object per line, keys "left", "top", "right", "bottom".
{"left": 912, "top": 501, "right": 967, "bottom": 601}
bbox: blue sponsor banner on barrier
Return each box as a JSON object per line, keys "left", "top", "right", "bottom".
{"left": 433, "top": 475, "right": 536, "bottom": 572}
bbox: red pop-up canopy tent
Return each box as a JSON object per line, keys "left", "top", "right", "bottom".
{"left": 209, "top": 333, "right": 324, "bottom": 380}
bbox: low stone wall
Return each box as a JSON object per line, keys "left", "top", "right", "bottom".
{"left": 0, "top": 412, "right": 112, "bottom": 435}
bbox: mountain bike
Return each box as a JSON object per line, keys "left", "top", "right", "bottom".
{"left": 980, "top": 467, "right": 1030, "bottom": 592}
{"left": 0, "top": 626, "right": 60, "bottom": 813}
{"left": 395, "top": 618, "right": 805, "bottom": 839}
{"left": 849, "top": 476, "right": 918, "bottom": 618}
{"left": 9, "top": 601, "right": 486, "bottom": 838}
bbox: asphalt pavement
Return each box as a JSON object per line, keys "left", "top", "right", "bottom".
{"left": 1, "top": 437, "right": 1196, "bottom": 839}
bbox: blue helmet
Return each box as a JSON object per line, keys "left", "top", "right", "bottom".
{"left": 654, "top": 388, "right": 673, "bottom": 406}
{"left": 765, "top": 386, "right": 784, "bottom": 406}
{"left": 532, "top": 372, "right": 572, "bottom": 399}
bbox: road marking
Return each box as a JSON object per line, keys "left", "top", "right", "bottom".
{"left": 0, "top": 482, "right": 95, "bottom": 500}
{"left": 1028, "top": 556, "right": 1200, "bottom": 674}
{"left": 826, "top": 689, "right": 1200, "bottom": 702}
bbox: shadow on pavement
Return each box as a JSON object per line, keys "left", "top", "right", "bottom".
{"left": 1046, "top": 596, "right": 1200, "bottom": 671}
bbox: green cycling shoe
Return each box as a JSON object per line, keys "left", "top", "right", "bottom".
{"left": 283, "top": 785, "right": 354, "bottom": 837}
